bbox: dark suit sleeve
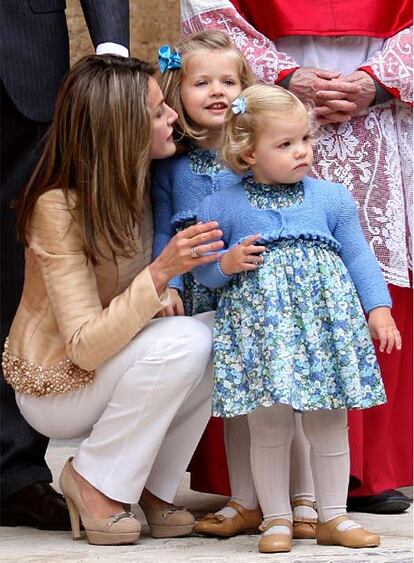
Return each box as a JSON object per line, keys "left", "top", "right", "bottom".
{"left": 80, "top": 0, "right": 130, "bottom": 50}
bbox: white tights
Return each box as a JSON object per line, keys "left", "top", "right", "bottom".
{"left": 248, "top": 404, "right": 349, "bottom": 523}
{"left": 217, "top": 412, "right": 317, "bottom": 521}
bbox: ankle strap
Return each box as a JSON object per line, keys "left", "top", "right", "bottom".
{"left": 259, "top": 518, "right": 292, "bottom": 532}
{"left": 291, "top": 498, "right": 317, "bottom": 510}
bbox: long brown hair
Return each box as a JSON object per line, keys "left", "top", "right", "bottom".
{"left": 17, "top": 55, "right": 155, "bottom": 264}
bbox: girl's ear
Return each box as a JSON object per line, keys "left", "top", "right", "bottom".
{"left": 242, "top": 147, "right": 256, "bottom": 166}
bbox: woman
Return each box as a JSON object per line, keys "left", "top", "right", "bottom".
{"left": 2, "top": 55, "right": 223, "bottom": 546}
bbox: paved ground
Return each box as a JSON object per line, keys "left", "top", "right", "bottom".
{"left": 0, "top": 441, "right": 412, "bottom": 562}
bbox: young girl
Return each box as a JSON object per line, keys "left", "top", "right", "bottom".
{"left": 152, "top": 31, "right": 319, "bottom": 540}
{"left": 193, "top": 83, "right": 401, "bottom": 554}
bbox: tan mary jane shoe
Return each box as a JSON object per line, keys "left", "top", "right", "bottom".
{"left": 258, "top": 518, "right": 293, "bottom": 553}
{"left": 316, "top": 514, "right": 380, "bottom": 548}
{"left": 292, "top": 498, "right": 317, "bottom": 539}
{"left": 194, "top": 500, "right": 262, "bottom": 537}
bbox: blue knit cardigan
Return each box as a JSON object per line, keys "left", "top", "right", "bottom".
{"left": 151, "top": 152, "right": 239, "bottom": 291}
{"left": 193, "top": 176, "right": 391, "bottom": 313}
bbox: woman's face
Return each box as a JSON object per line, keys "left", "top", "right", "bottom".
{"left": 148, "top": 77, "right": 178, "bottom": 159}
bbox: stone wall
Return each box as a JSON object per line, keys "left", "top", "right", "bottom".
{"left": 67, "top": 0, "right": 180, "bottom": 65}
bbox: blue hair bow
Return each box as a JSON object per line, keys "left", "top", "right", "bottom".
{"left": 231, "top": 96, "right": 247, "bottom": 115}
{"left": 158, "top": 45, "right": 182, "bottom": 74}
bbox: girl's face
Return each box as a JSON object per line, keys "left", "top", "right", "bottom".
{"left": 148, "top": 77, "right": 178, "bottom": 159}
{"left": 180, "top": 49, "right": 242, "bottom": 134}
{"left": 246, "top": 112, "right": 313, "bottom": 185}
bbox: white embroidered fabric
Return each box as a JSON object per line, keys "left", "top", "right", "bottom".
{"left": 181, "top": 1, "right": 413, "bottom": 286}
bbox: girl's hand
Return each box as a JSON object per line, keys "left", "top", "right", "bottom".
{"left": 368, "top": 307, "right": 402, "bottom": 353}
{"left": 148, "top": 221, "right": 224, "bottom": 295}
{"left": 156, "top": 288, "right": 185, "bottom": 317}
{"left": 220, "top": 235, "right": 266, "bottom": 275}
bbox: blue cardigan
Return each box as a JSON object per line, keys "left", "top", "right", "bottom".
{"left": 151, "top": 152, "right": 239, "bottom": 291}
{"left": 193, "top": 176, "right": 391, "bottom": 313}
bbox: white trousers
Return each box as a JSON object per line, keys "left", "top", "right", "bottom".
{"left": 17, "top": 313, "right": 214, "bottom": 504}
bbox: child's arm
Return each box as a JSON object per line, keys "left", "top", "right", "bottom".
{"left": 333, "top": 185, "right": 401, "bottom": 353}
{"left": 151, "top": 163, "right": 185, "bottom": 295}
{"left": 193, "top": 199, "right": 265, "bottom": 288}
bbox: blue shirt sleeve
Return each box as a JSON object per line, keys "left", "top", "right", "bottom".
{"left": 333, "top": 185, "right": 391, "bottom": 313}
{"left": 192, "top": 196, "right": 235, "bottom": 289}
{"left": 151, "top": 161, "right": 183, "bottom": 292}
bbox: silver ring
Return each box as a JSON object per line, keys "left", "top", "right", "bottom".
{"left": 190, "top": 246, "right": 199, "bottom": 258}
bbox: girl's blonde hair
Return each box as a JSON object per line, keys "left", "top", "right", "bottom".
{"left": 221, "top": 84, "right": 311, "bottom": 174}
{"left": 17, "top": 55, "right": 155, "bottom": 264}
{"left": 161, "top": 29, "right": 255, "bottom": 142}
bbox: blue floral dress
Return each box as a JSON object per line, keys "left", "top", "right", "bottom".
{"left": 212, "top": 176, "right": 386, "bottom": 418}
{"left": 179, "top": 146, "right": 223, "bottom": 316}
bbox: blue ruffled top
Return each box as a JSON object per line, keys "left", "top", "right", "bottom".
{"left": 193, "top": 175, "right": 391, "bottom": 313}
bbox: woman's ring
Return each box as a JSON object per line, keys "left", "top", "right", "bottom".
{"left": 190, "top": 246, "right": 199, "bottom": 258}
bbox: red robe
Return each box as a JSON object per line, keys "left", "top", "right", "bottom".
{"left": 230, "top": 0, "right": 413, "bottom": 39}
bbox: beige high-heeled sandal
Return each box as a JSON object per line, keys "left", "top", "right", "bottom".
{"left": 59, "top": 458, "right": 141, "bottom": 545}
{"left": 291, "top": 498, "right": 317, "bottom": 539}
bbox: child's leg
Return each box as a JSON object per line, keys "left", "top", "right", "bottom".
{"left": 290, "top": 413, "right": 317, "bottom": 536}
{"left": 301, "top": 409, "right": 348, "bottom": 522}
{"left": 248, "top": 403, "right": 295, "bottom": 522}
{"left": 216, "top": 415, "right": 258, "bottom": 518}
{"left": 302, "top": 408, "right": 380, "bottom": 548}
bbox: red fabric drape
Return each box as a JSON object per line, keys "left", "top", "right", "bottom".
{"left": 189, "top": 284, "right": 413, "bottom": 497}
{"left": 230, "top": 0, "right": 413, "bottom": 39}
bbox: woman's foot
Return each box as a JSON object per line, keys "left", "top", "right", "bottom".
{"left": 139, "top": 488, "right": 195, "bottom": 538}
{"left": 316, "top": 514, "right": 380, "bottom": 548}
{"left": 194, "top": 501, "right": 262, "bottom": 537}
{"left": 70, "top": 464, "right": 125, "bottom": 519}
{"left": 258, "top": 518, "right": 293, "bottom": 553}
{"left": 291, "top": 498, "right": 317, "bottom": 539}
{"left": 59, "top": 458, "right": 140, "bottom": 545}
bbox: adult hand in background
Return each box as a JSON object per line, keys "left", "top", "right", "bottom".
{"left": 156, "top": 288, "right": 185, "bottom": 317}
{"left": 314, "top": 70, "right": 376, "bottom": 124}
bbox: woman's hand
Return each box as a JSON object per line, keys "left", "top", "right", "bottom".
{"left": 220, "top": 235, "right": 266, "bottom": 275}
{"left": 156, "top": 288, "right": 185, "bottom": 317}
{"left": 368, "top": 307, "right": 402, "bottom": 353}
{"left": 148, "top": 221, "right": 223, "bottom": 295}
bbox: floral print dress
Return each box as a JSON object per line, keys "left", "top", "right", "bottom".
{"left": 179, "top": 146, "right": 223, "bottom": 316}
{"left": 212, "top": 176, "right": 387, "bottom": 418}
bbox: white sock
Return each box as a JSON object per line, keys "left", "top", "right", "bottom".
{"left": 292, "top": 504, "right": 317, "bottom": 521}
{"left": 216, "top": 506, "right": 238, "bottom": 518}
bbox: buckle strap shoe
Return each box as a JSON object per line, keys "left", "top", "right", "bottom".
{"left": 291, "top": 498, "right": 317, "bottom": 539}
{"left": 258, "top": 518, "right": 293, "bottom": 553}
{"left": 140, "top": 498, "right": 195, "bottom": 538}
{"left": 316, "top": 515, "right": 380, "bottom": 548}
{"left": 194, "top": 501, "right": 262, "bottom": 537}
{"left": 59, "top": 458, "right": 140, "bottom": 545}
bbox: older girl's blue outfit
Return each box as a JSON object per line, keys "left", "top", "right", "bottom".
{"left": 194, "top": 175, "right": 390, "bottom": 418}
{"left": 152, "top": 146, "right": 238, "bottom": 315}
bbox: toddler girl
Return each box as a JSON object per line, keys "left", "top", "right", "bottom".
{"left": 194, "top": 83, "right": 401, "bottom": 553}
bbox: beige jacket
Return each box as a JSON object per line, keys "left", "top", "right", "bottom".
{"left": 3, "top": 189, "right": 170, "bottom": 396}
